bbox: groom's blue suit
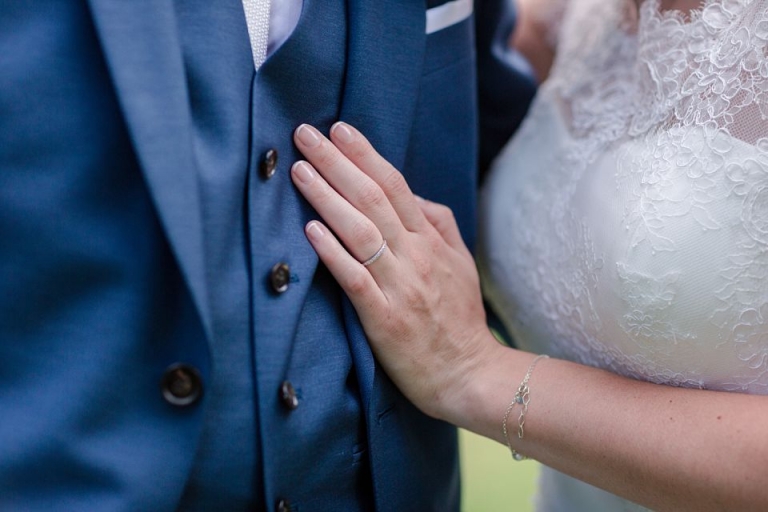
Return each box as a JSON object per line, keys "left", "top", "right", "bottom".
{"left": 0, "top": 0, "right": 535, "bottom": 510}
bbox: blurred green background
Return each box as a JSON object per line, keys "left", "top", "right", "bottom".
{"left": 459, "top": 429, "right": 539, "bottom": 511}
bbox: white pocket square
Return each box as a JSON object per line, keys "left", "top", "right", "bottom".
{"left": 426, "top": 0, "right": 473, "bottom": 34}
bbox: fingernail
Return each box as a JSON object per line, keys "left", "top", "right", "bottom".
{"left": 414, "top": 195, "right": 426, "bottom": 203}
{"left": 306, "top": 221, "right": 325, "bottom": 240}
{"left": 292, "top": 161, "right": 316, "bottom": 184}
{"left": 331, "top": 122, "right": 356, "bottom": 144}
{"left": 296, "top": 124, "right": 322, "bottom": 147}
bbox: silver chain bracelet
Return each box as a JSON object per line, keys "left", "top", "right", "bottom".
{"left": 502, "top": 354, "right": 549, "bottom": 461}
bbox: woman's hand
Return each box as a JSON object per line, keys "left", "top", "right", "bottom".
{"left": 290, "top": 122, "right": 501, "bottom": 421}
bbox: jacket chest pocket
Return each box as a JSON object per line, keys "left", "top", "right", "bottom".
{"left": 423, "top": 0, "right": 474, "bottom": 76}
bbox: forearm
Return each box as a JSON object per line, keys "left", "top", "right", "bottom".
{"left": 449, "top": 340, "right": 768, "bottom": 511}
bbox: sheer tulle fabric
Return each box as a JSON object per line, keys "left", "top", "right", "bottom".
{"left": 480, "top": 1, "right": 768, "bottom": 510}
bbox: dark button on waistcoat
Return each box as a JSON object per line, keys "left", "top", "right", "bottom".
{"left": 270, "top": 262, "right": 291, "bottom": 293}
{"left": 279, "top": 380, "right": 299, "bottom": 410}
{"left": 276, "top": 498, "right": 292, "bottom": 512}
{"left": 260, "top": 148, "right": 278, "bottom": 179}
{"left": 161, "top": 363, "right": 203, "bottom": 406}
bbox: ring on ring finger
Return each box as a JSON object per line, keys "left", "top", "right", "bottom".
{"left": 360, "top": 239, "right": 388, "bottom": 267}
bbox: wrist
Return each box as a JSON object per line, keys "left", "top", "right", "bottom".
{"left": 442, "top": 342, "right": 538, "bottom": 444}
{"left": 434, "top": 333, "right": 512, "bottom": 429}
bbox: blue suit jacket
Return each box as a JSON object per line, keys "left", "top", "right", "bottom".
{"left": 0, "top": 0, "right": 535, "bottom": 510}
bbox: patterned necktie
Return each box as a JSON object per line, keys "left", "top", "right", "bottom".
{"left": 242, "top": 0, "right": 271, "bottom": 70}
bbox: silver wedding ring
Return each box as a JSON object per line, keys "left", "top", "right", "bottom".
{"left": 361, "top": 239, "right": 388, "bottom": 267}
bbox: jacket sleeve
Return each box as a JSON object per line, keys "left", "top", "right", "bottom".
{"left": 475, "top": 0, "right": 538, "bottom": 178}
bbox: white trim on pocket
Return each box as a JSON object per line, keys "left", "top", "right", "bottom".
{"left": 425, "top": 0, "right": 473, "bottom": 34}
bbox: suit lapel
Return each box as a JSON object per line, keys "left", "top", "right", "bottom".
{"left": 339, "top": 2, "right": 430, "bottom": 507}
{"left": 87, "top": 0, "right": 211, "bottom": 337}
{"left": 340, "top": 0, "right": 426, "bottom": 399}
{"left": 340, "top": 0, "right": 426, "bottom": 407}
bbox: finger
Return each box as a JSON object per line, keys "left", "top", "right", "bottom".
{"left": 329, "top": 122, "right": 428, "bottom": 233}
{"left": 294, "top": 124, "right": 405, "bottom": 242}
{"left": 417, "top": 198, "right": 471, "bottom": 256}
{"left": 304, "top": 221, "right": 387, "bottom": 308}
{"left": 292, "top": 160, "right": 395, "bottom": 270}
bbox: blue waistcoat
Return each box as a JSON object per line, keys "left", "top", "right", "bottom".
{"left": 0, "top": 0, "right": 536, "bottom": 510}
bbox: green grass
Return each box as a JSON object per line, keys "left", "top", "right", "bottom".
{"left": 460, "top": 429, "right": 539, "bottom": 511}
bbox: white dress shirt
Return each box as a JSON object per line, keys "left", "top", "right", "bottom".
{"left": 268, "top": 0, "right": 302, "bottom": 56}
{"left": 243, "top": 0, "right": 302, "bottom": 69}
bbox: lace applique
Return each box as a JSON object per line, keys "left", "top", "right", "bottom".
{"left": 554, "top": 0, "right": 768, "bottom": 143}
{"left": 615, "top": 262, "right": 695, "bottom": 345}
{"left": 482, "top": 0, "right": 768, "bottom": 395}
{"left": 617, "top": 125, "right": 730, "bottom": 255}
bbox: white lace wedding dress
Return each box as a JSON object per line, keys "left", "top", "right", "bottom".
{"left": 479, "top": 0, "right": 768, "bottom": 510}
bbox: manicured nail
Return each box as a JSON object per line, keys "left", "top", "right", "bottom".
{"left": 296, "top": 124, "right": 322, "bottom": 147}
{"left": 292, "top": 161, "right": 316, "bottom": 184}
{"left": 306, "top": 221, "right": 325, "bottom": 240}
{"left": 331, "top": 122, "right": 356, "bottom": 144}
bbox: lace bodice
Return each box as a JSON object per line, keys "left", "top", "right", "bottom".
{"left": 479, "top": 1, "right": 768, "bottom": 510}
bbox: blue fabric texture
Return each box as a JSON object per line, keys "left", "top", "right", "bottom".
{"left": 0, "top": 0, "right": 534, "bottom": 510}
